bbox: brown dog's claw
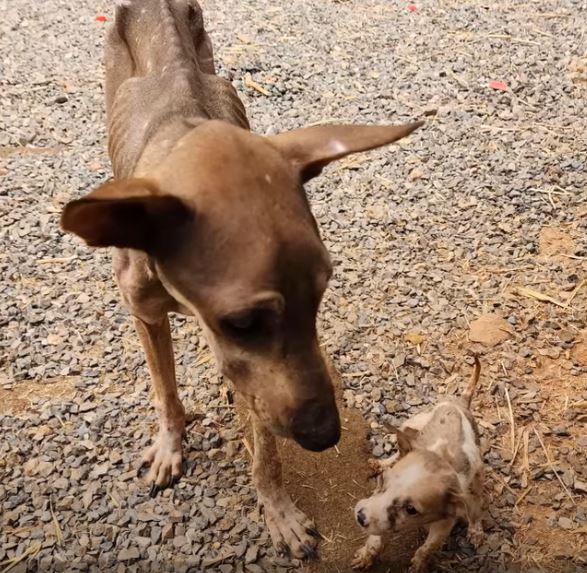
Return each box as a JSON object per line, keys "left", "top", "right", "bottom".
{"left": 306, "top": 526, "right": 321, "bottom": 538}
{"left": 169, "top": 475, "right": 180, "bottom": 488}
{"left": 301, "top": 543, "right": 318, "bottom": 560}
{"left": 149, "top": 483, "right": 161, "bottom": 498}
{"left": 276, "top": 542, "right": 289, "bottom": 557}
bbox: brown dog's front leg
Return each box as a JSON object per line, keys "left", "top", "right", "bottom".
{"left": 134, "top": 315, "right": 185, "bottom": 496}
{"left": 251, "top": 415, "right": 320, "bottom": 559}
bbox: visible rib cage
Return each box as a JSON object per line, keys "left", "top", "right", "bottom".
{"left": 105, "top": 0, "right": 249, "bottom": 178}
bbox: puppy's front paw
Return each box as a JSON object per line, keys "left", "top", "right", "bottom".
{"left": 467, "top": 522, "right": 484, "bottom": 549}
{"left": 407, "top": 557, "right": 427, "bottom": 573}
{"left": 352, "top": 536, "right": 382, "bottom": 570}
{"left": 367, "top": 458, "right": 384, "bottom": 476}
{"left": 352, "top": 547, "right": 376, "bottom": 570}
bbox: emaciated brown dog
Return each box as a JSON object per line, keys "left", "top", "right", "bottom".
{"left": 61, "top": 0, "right": 422, "bottom": 558}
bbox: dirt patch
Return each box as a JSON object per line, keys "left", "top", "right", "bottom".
{"left": 516, "top": 502, "right": 585, "bottom": 571}
{"left": 538, "top": 227, "right": 575, "bottom": 257}
{"left": 238, "top": 359, "right": 419, "bottom": 572}
{"left": 469, "top": 313, "right": 512, "bottom": 347}
{"left": 571, "top": 332, "right": 587, "bottom": 366}
{"left": 289, "top": 405, "right": 418, "bottom": 573}
{"left": 0, "top": 144, "right": 66, "bottom": 159}
{"left": 0, "top": 377, "right": 77, "bottom": 415}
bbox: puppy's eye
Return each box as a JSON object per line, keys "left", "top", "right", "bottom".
{"left": 405, "top": 504, "right": 418, "bottom": 516}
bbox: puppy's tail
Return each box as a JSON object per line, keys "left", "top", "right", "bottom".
{"left": 461, "top": 355, "right": 481, "bottom": 408}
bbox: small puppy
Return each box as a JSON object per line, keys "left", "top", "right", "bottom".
{"left": 353, "top": 357, "right": 484, "bottom": 573}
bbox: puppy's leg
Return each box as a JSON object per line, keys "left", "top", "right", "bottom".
{"left": 466, "top": 470, "right": 485, "bottom": 548}
{"left": 134, "top": 315, "right": 185, "bottom": 495}
{"left": 352, "top": 535, "right": 383, "bottom": 570}
{"left": 408, "top": 518, "right": 456, "bottom": 573}
{"left": 252, "top": 415, "right": 319, "bottom": 559}
{"left": 368, "top": 452, "right": 399, "bottom": 475}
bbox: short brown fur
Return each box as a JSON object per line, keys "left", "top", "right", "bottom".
{"left": 61, "top": 0, "right": 422, "bottom": 558}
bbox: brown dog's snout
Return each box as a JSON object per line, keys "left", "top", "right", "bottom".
{"left": 291, "top": 399, "right": 341, "bottom": 452}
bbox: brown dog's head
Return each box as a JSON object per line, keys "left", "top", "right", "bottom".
{"left": 62, "top": 120, "right": 422, "bottom": 451}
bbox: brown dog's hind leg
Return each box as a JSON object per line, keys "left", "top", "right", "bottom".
{"left": 134, "top": 315, "right": 185, "bottom": 496}
{"left": 251, "top": 415, "right": 319, "bottom": 559}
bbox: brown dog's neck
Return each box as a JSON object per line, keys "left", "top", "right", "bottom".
{"left": 132, "top": 115, "right": 205, "bottom": 177}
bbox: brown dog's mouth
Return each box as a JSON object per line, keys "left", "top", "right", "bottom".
{"left": 238, "top": 392, "right": 340, "bottom": 450}
{"left": 238, "top": 392, "right": 292, "bottom": 437}
{"left": 290, "top": 399, "right": 341, "bottom": 452}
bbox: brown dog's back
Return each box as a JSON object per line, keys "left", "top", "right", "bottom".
{"left": 106, "top": 0, "right": 248, "bottom": 177}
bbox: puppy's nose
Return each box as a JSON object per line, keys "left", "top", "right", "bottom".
{"left": 356, "top": 508, "right": 368, "bottom": 528}
{"left": 291, "top": 400, "right": 341, "bottom": 452}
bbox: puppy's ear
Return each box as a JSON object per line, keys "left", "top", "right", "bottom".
{"left": 61, "top": 178, "right": 193, "bottom": 254}
{"left": 396, "top": 427, "right": 419, "bottom": 456}
{"left": 269, "top": 122, "right": 423, "bottom": 182}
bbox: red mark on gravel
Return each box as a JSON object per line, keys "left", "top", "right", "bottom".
{"left": 407, "top": 4, "right": 417, "bottom": 11}
{"left": 489, "top": 80, "right": 508, "bottom": 91}
{"left": 95, "top": 15, "right": 107, "bottom": 22}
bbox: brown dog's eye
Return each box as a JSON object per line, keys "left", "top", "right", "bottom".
{"left": 405, "top": 504, "right": 418, "bottom": 516}
{"left": 221, "top": 309, "right": 271, "bottom": 341}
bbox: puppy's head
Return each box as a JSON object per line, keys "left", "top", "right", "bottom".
{"left": 62, "top": 120, "right": 422, "bottom": 452}
{"left": 355, "top": 448, "right": 468, "bottom": 535}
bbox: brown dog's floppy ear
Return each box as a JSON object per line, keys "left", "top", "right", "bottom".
{"left": 61, "top": 178, "right": 193, "bottom": 253}
{"left": 396, "top": 427, "right": 419, "bottom": 457}
{"left": 268, "top": 121, "right": 424, "bottom": 182}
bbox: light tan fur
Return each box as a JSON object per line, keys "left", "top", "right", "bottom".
{"left": 353, "top": 357, "right": 484, "bottom": 571}
{"left": 60, "top": 0, "right": 423, "bottom": 559}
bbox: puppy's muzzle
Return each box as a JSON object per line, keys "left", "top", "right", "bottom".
{"left": 291, "top": 400, "right": 341, "bottom": 452}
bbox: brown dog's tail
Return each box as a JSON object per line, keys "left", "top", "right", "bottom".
{"left": 461, "top": 356, "right": 481, "bottom": 408}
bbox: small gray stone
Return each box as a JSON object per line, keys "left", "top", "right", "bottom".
{"left": 162, "top": 524, "right": 174, "bottom": 540}
{"left": 558, "top": 517, "right": 573, "bottom": 530}
{"left": 552, "top": 426, "right": 570, "bottom": 437}
{"left": 245, "top": 544, "right": 258, "bottom": 564}
{"left": 372, "top": 445, "right": 384, "bottom": 458}
{"left": 118, "top": 547, "right": 140, "bottom": 561}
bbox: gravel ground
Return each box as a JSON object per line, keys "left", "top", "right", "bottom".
{"left": 1, "top": 0, "right": 587, "bottom": 572}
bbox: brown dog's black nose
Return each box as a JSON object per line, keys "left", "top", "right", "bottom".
{"left": 356, "top": 508, "right": 368, "bottom": 527}
{"left": 291, "top": 400, "right": 341, "bottom": 452}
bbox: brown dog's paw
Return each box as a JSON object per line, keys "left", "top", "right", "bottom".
{"left": 140, "top": 429, "right": 184, "bottom": 496}
{"left": 262, "top": 495, "right": 319, "bottom": 560}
